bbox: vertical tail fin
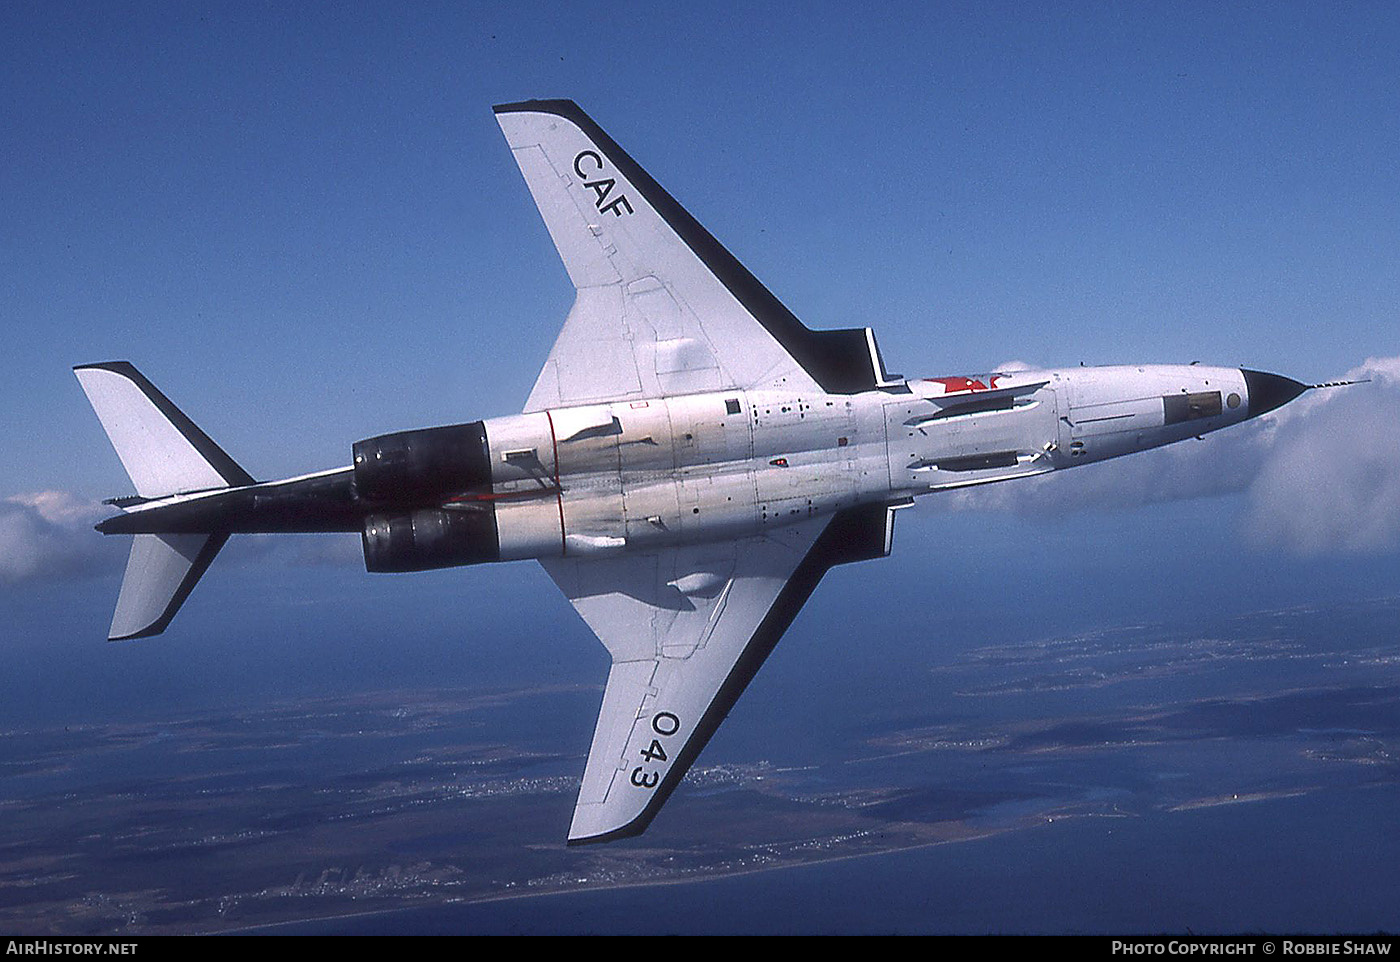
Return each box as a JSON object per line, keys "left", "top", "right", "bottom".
{"left": 74, "top": 362, "right": 251, "bottom": 640}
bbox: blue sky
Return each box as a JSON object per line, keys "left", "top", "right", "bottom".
{"left": 2, "top": 4, "right": 1399, "bottom": 722}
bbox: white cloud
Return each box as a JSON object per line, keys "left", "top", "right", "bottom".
{"left": 1243, "top": 357, "right": 1400, "bottom": 555}
{"left": 940, "top": 356, "right": 1400, "bottom": 556}
{"left": 0, "top": 492, "right": 364, "bottom": 587}
{"left": 993, "top": 359, "right": 1036, "bottom": 373}
{"left": 0, "top": 492, "right": 112, "bottom": 583}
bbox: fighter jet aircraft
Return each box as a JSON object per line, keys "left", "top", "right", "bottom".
{"left": 76, "top": 100, "right": 1314, "bottom": 844}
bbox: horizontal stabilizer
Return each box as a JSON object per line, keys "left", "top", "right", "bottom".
{"left": 76, "top": 362, "right": 247, "bottom": 639}
{"left": 74, "top": 362, "right": 254, "bottom": 498}
{"left": 109, "top": 533, "right": 228, "bottom": 640}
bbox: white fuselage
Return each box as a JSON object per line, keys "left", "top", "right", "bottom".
{"left": 474, "top": 364, "right": 1252, "bottom": 561}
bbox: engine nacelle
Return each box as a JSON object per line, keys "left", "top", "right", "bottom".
{"left": 352, "top": 422, "right": 492, "bottom": 504}
{"left": 361, "top": 507, "right": 500, "bottom": 573}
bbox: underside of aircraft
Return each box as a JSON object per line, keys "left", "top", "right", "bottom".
{"left": 76, "top": 100, "right": 1316, "bottom": 844}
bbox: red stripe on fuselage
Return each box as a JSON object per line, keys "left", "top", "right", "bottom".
{"left": 544, "top": 409, "right": 566, "bottom": 556}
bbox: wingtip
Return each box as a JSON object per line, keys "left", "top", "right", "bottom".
{"left": 492, "top": 98, "right": 583, "bottom": 117}
{"left": 565, "top": 821, "right": 649, "bottom": 847}
{"left": 108, "top": 609, "right": 176, "bottom": 642}
{"left": 566, "top": 802, "right": 658, "bottom": 846}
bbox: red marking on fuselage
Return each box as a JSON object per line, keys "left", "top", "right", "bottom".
{"left": 445, "top": 488, "right": 556, "bottom": 503}
{"left": 544, "top": 409, "right": 566, "bottom": 557}
{"left": 926, "top": 375, "right": 1004, "bottom": 395}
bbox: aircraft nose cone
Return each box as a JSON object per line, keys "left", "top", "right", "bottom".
{"left": 1241, "top": 369, "right": 1308, "bottom": 418}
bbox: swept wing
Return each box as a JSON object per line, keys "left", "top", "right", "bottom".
{"left": 544, "top": 504, "right": 903, "bottom": 844}
{"left": 494, "top": 100, "right": 896, "bottom": 412}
